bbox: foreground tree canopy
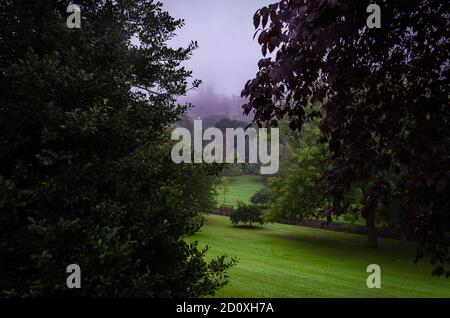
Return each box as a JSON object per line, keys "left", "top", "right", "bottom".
{"left": 243, "top": 0, "right": 450, "bottom": 275}
{"left": 0, "top": 0, "right": 234, "bottom": 297}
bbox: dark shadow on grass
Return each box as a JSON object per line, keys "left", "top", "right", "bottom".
{"left": 267, "top": 231, "right": 365, "bottom": 250}
{"left": 231, "top": 224, "right": 266, "bottom": 230}
{"left": 266, "top": 232, "right": 396, "bottom": 266}
{"left": 265, "top": 230, "right": 417, "bottom": 260}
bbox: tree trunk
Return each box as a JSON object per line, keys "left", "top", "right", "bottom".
{"left": 366, "top": 208, "right": 379, "bottom": 249}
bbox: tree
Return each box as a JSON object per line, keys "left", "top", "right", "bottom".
{"left": 230, "top": 202, "right": 264, "bottom": 227}
{"left": 266, "top": 119, "right": 332, "bottom": 222}
{"left": 243, "top": 1, "right": 449, "bottom": 272}
{"left": 220, "top": 176, "right": 230, "bottom": 204}
{"left": 0, "top": 0, "right": 235, "bottom": 297}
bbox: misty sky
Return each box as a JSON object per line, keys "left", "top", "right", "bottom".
{"left": 161, "top": 0, "right": 275, "bottom": 97}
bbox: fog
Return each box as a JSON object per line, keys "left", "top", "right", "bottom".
{"left": 161, "top": 0, "right": 275, "bottom": 118}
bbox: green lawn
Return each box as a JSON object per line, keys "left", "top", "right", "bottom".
{"left": 216, "top": 175, "right": 264, "bottom": 207}
{"left": 192, "top": 214, "right": 450, "bottom": 298}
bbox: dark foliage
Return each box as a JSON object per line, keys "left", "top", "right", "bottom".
{"left": 243, "top": 0, "right": 450, "bottom": 274}
{"left": 250, "top": 187, "right": 272, "bottom": 206}
{"left": 0, "top": 0, "right": 235, "bottom": 297}
{"left": 230, "top": 202, "right": 265, "bottom": 227}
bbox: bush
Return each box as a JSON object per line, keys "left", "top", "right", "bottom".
{"left": 230, "top": 203, "right": 264, "bottom": 227}
{"left": 250, "top": 187, "right": 271, "bottom": 206}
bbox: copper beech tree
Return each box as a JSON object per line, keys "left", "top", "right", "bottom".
{"left": 243, "top": 0, "right": 450, "bottom": 275}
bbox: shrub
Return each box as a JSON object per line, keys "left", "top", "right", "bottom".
{"left": 230, "top": 202, "right": 264, "bottom": 227}
{"left": 250, "top": 187, "right": 271, "bottom": 206}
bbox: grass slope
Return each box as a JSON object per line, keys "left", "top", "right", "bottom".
{"left": 192, "top": 214, "right": 450, "bottom": 298}
{"left": 216, "top": 175, "right": 264, "bottom": 207}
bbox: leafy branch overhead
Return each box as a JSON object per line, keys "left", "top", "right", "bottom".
{"left": 243, "top": 0, "right": 450, "bottom": 275}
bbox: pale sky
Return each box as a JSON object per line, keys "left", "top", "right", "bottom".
{"left": 161, "top": 0, "right": 275, "bottom": 97}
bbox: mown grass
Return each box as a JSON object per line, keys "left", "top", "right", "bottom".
{"left": 216, "top": 175, "right": 264, "bottom": 207}
{"left": 192, "top": 214, "right": 450, "bottom": 298}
